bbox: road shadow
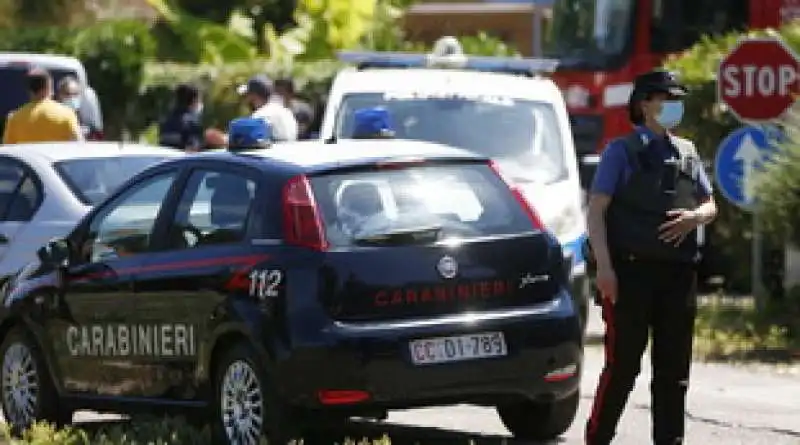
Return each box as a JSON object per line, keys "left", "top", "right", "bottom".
{"left": 304, "top": 419, "right": 567, "bottom": 445}
{"left": 73, "top": 416, "right": 567, "bottom": 445}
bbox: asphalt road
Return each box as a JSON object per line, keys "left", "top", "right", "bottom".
{"left": 11, "top": 307, "right": 800, "bottom": 444}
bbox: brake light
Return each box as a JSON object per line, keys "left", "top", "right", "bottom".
{"left": 488, "top": 160, "right": 545, "bottom": 230}
{"left": 282, "top": 174, "right": 329, "bottom": 251}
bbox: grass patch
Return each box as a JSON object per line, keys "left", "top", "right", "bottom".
{"left": 693, "top": 289, "right": 800, "bottom": 363}
{"left": 0, "top": 416, "right": 395, "bottom": 444}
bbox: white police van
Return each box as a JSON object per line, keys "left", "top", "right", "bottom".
{"left": 319, "top": 37, "right": 592, "bottom": 328}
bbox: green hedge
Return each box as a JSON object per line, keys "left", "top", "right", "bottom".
{"left": 664, "top": 26, "right": 800, "bottom": 293}
{"left": 0, "top": 417, "right": 394, "bottom": 444}
{"left": 0, "top": 20, "right": 155, "bottom": 140}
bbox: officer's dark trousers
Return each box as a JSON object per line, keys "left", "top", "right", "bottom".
{"left": 585, "top": 256, "right": 697, "bottom": 445}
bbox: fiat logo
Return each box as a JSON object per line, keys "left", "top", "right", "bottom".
{"left": 437, "top": 256, "right": 458, "bottom": 279}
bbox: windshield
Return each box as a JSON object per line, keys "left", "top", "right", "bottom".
{"left": 0, "top": 66, "right": 80, "bottom": 136}
{"left": 310, "top": 163, "right": 534, "bottom": 247}
{"left": 545, "top": 0, "right": 635, "bottom": 68}
{"left": 335, "top": 93, "right": 567, "bottom": 184}
{"left": 55, "top": 156, "right": 170, "bottom": 205}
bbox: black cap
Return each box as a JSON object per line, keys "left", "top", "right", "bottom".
{"left": 237, "top": 74, "right": 273, "bottom": 98}
{"left": 632, "top": 70, "right": 687, "bottom": 98}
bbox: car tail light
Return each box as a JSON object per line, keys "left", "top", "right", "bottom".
{"left": 488, "top": 160, "right": 546, "bottom": 231}
{"left": 282, "top": 174, "right": 329, "bottom": 251}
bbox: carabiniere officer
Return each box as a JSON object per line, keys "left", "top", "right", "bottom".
{"left": 584, "top": 70, "right": 719, "bottom": 445}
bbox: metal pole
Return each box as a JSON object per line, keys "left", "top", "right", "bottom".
{"left": 753, "top": 210, "right": 766, "bottom": 310}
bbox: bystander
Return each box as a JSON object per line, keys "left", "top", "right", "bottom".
{"left": 2, "top": 68, "right": 83, "bottom": 144}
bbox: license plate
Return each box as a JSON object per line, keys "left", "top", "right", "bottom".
{"left": 409, "top": 331, "right": 507, "bottom": 365}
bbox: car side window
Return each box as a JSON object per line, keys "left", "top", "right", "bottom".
{"left": 0, "top": 159, "right": 41, "bottom": 222}
{"left": 81, "top": 172, "right": 177, "bottom": 263}
{"left": 168, "top": 169, "right": 256, "bottom": 249}
{"left": 6, "top": 176, "right": 41, "bottom": 221}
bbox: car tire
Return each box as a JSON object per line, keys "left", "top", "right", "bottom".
{"left": 212, "top": 342, "right": 297, "bottom": 445}
{"left": 0, "top": 326, "right": 68, "bottom": 435}
{"left": 497, "top": 390, "right": 580, "bottom": 441}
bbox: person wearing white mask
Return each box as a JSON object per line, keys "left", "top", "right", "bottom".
{"left": 56, "top": 76, "right": 97, "bottom": 139}
{"left": 237, "top": 74, "right": 298, "bottom": 142}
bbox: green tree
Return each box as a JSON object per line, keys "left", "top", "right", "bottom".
{"left": 5, "top": 0, "right": 92, "bottom": 27}
{"left": 756, "top": 108, "right": 800, "bottom": 247}
{"left": 174, "top": 0, "right": 296, "bottom": 52}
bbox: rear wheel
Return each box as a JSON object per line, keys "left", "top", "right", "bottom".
{"left": 212, "top": 342, "right": 297, "bottom": 445}
{"left": 497, "top": 391, "right": 580, "bottom": 441}
{"left": 0, "top": 327, "right": 69, "bottom": 435}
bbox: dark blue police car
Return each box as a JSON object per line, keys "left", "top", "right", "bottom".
{"left": 0, "top": 139, "right": 583, "bottom": 443}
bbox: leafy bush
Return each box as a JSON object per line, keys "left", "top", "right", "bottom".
{"left": 0, "top": 20, "right": 156, "bottom": 140}
{"left": 756, "top": 108, "right": 800, "bottom": 248}
{"left": 70, "top": 20, "right": 156, "bottom": 140}
{"left": 0, "top": 417, "right": 395, "bottom": 445}
{"left": 664, "top": 25, "right": 800, "bottom": 292}
{"left": 140, "top": 58, "right": 341, "bottom": 135}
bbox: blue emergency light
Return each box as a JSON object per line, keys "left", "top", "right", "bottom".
{"left": 337, "top": 36, "right": 559, "bottom": 76}
{"left": 227, "top": 117, "right": 272, "bottom": 151}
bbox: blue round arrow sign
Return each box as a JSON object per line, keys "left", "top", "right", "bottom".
{"left": 714, "top": 126, "right": 777, "bottom": 212}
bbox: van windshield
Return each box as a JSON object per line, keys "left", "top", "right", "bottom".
{"left": 0, "top": 65, "right": 79, "bottom": 136}
{"left": 335, "top": 93, "right": 568, "bottom": 184}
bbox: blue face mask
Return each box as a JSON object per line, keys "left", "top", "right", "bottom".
{"left": 655, "top": 100, "right": 684, "bottom": 129}
{"left": 63, "top": 97, "right": 81, "bottom": 110}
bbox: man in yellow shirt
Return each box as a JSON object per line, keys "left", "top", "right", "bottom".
{"left": 2, "top": 68, "right": 83, "bottom": 145}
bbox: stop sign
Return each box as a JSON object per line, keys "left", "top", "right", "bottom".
{"left": 718, "top": 37, "right": 800, "bottom": 122}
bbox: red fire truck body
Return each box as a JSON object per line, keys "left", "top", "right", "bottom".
{"left": 548, "top": 0, "right": 795, "bottom": 157}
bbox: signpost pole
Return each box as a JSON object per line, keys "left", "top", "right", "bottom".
{"left": 717, "top": 36, "right": 799, "bottom": 307}
{"left": 752, "top": 209, "right": 765, "bottom": 309}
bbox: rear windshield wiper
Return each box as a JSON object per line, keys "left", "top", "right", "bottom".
{"left": 353, "top": 225, "right": 443, "bottom": 246}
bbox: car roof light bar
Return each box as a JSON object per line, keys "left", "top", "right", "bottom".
{"left": 337, "top": 36, "right": 559, "bottom": 75}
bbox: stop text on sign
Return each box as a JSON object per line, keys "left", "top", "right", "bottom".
{"left": 721, "top": 65, "right": 798, "bottom": 98}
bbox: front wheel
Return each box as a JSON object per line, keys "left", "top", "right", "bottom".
{"left": 497, "top": 391, "right": 580, "bottom": 441}
{"left": 212, "top": 342, "right": 296, "bottom": 445}
{"left": 0, "top": 327, "right": 68, "bottom": 435}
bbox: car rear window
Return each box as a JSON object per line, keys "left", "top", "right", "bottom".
{"left": 54, "top": 156, "right": 170, "bottom": 205}
{"left": 309, "top": 162, "right": 534, "bottom": 247}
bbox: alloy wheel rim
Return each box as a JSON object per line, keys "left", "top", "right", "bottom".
{"left": 221, "top": 359, "right": 265, "bottom": 445}
{"left": 1, "top": 342, "right": 39, "bottom": 428}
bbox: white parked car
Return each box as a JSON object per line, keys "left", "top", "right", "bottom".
{"left": 320, "top": 37, "right": 592, "bottom": 326}
{"left": 0, "top": 142, "right": 183, "bottom": 280}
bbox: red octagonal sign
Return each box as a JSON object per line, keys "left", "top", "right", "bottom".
{"left": 718, "top": 37, "right": 800, "bottom": 122}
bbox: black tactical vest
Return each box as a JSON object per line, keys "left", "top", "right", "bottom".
{"left": 606, "top": 132, "right": 700, "bottom": 264}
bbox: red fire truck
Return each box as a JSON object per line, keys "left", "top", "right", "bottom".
{"left": 547, "top": 0, "right": 797, "bottom": 158}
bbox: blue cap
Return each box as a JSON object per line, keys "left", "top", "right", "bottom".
{"left": 228, "top": 117, "right": 272, "bottom": 148}
{"left": 352, "top": 107, "right": 395, "bottom": 138}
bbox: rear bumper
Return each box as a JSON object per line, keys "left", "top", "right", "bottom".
{"left": 274, "top": 291, "right": 583, "bottom": 411}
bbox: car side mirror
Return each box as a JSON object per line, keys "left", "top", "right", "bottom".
{"left": 578, "top": 154, "right": 601, "bottom": 190}
{"left": 36, "top": 238, "right": 71, "bottom": 268}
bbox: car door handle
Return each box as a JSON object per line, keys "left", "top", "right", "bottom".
{"left": 0, "top": 234, "right": 8, "bottom": 244}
